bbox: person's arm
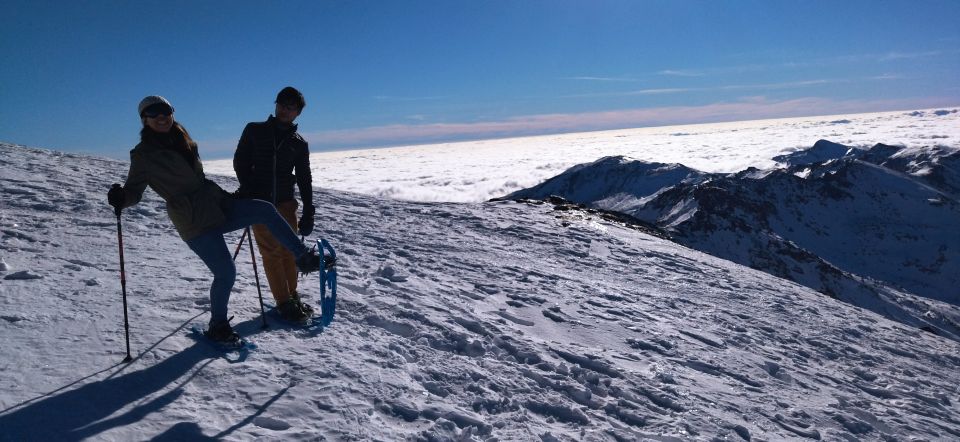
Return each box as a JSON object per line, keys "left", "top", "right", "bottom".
{"left": 233, "top": 124, "right": 254, "bottom": 192}
{"left": 295, "top": 140, "right": 315, "bottom": 235}
{"left": 294, "top": 140, "right": 313, "bottom": 209}
{"left": 121, "top": 151, "right": 149, "bottom": 208}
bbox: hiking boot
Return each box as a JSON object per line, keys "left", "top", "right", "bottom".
{"left": 278, "top": 298, "right": 309, "bottom": 322}
{"left": 295, "top": 249, "right": 321, "bottom": 273}
{"left": 205, "top": 317, "right": 239, "bottom": 342}
{"left": 291, "top": 291, "right": 315, "bottom": 316}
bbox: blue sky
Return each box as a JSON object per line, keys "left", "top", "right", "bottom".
{"left": 1, "top": 0, "right": 958, "bottom": 159}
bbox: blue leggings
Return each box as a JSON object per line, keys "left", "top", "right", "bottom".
{"left": 185, "top": 198, "right": 309, "bottom": 322}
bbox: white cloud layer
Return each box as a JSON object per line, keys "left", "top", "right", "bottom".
{"left": 205, "top": 106, "right": 960, "bottom": 203}
{"left": 293, "top": 97, "right": 955, "bottom": 149}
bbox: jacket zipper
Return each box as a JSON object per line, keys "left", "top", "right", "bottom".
{"left": 272, "top": 139, "right": 279, "bottom": 206}
{"left": 273, "top": 132, "right": 290, "bottom": 207}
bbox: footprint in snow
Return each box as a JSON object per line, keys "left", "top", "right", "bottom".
{"left": 252, "top": 416, "right": 291, "bottom": 431}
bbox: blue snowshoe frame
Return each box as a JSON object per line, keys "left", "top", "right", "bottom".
{"left": 318, "top": 238, "right": 338, "bottom": 327}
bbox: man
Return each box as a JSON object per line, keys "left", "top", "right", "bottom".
{"left": 234, "top": 87, "right": 316, "bottom": 322}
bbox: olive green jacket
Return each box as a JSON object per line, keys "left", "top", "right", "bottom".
{"left": 120, "top": 139, "right": 229, "bottom": 241}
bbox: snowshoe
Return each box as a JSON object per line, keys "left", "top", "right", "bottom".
{"left": 188, "top": 317, "right": 255, "bottom": 352}
{"left": 205, "top": 318, "right": 240, "bottom": 342}
{"left": 318, "top": 238, "right": 338, "bottom": 327}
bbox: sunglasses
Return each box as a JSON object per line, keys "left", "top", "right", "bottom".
{"left": 142, "top": 105, "right": 173, "bottom": 118}
{"left": 277, "top": 102, "right": 301, "bottom": 112}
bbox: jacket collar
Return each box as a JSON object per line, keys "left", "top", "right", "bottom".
{"left": 267, "top": 115, "right": 298, "bottom": 133}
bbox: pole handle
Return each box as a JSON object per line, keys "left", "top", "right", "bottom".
{"left": 111, "top": 184, "right": 123, "bottom": 218}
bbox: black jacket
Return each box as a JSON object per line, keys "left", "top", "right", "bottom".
{"left": 233, "top": 116, "right": 313, "bottom": 207}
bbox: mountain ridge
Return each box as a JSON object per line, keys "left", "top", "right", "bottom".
{"left": 507, "top": 140, "right": 960, "bottom": 339}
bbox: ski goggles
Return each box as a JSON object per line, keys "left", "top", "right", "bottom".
{"left": 142, "top": 104, "right": 174, "bottom": 118}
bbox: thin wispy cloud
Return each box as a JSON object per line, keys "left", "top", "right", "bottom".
{"left": 300, "top": 96, "right": 955, "bottom": 149}
{"left": 571, "top": 65, "right": 770, "bottom": 82}
{"left": 626, "top": 88, "right": 693, "bottom": 95}
{"left": 562, "top": 76, "right": 644, "bottom": 82}
{"left": 660, "top": 47, "right": 957, "bottom": 77}
{"left": 373, "top": 95, "right": 449, "bottom": 102}
{"left": 718, "top": 79, "right": 841, "bottom": 91}
{"left": 808, "top": 49, "right": 957, "bottom": 66}
{"left": 657, "top": 64, "right": 772, "bottom": 77}
{"left": 868, "top": 74, "right": 906, "bottom": 81}
{"left": 562, "top": 88, "right": 693, "bottom": 99}
{"left": 780, "top": 61, "right": 812, "bottom": 69}
{"left": 658, "top": 69, "right": 705, "bottom": 77}
{"left": 563, "top": 79, "right": 841, "bottom": 99}
{"left": 880, "top": 50, "right": 944, "bottom": 61}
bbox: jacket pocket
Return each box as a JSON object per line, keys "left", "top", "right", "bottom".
{"left": 166, "top": 195, "right": 193, "bottom": 228}
{"left": 190, "top": 182, "right": 227, "bottom": 229}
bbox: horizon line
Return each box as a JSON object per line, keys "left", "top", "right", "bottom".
{"left": 5, "top": 98, "right": 958, "bottom": 160}
{"left": 291, "top": 97, "right": 960, "bottom": 152}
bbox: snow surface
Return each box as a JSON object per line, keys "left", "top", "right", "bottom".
{"left": 3, "top": 116, "right": 960, "bottom": 440}
{"left": 205, "top": 108, "right": 960, "bottom": 203}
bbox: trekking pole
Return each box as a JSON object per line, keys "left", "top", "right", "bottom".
{"left": 231, "top": 228, "right": 248, "bottom": 261}
{"left": 111, "top": 185, "right": 133, "bottom": 363}
{"left": 245, "top": 227, "right": 268, "bottom": 329}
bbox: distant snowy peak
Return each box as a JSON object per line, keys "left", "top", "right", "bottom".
{"left": 869, "top": 144, "right": 960, "bottom": 199}
{"left": 773, "top": 139, "right": 857, "bottom": 167}
{"left": 777, "top": 139, "right": 960, "bottom": 199}
{"left": 507, "top": 140, "right": 960, "bottom": 338}
{"left": 504, "top": 155, "right": 713, "bottom": 214}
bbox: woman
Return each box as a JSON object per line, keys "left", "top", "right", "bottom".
{"left": 108, "top": 95, "right": 322, "bottom": 342}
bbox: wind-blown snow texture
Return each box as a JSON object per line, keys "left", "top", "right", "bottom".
{"left": 2, "top": 109, "right": 960, "bottom": 441}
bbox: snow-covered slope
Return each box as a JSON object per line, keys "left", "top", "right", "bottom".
{"left": 2, "top": 142, "right": 960, "bottom": 440}
{"left": 506, "top": 141, "right": 960, "bottom": 342}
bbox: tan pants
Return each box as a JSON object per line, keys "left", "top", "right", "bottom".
{"left": 252, "top": 200, "right": 300, "bottom": 305}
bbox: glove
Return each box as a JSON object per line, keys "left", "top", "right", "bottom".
{"left": 107, "top": 184, "right": 125, "bottom": 212}
{"left": 298, "top": 205, "right": 315, "bottom": 236}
